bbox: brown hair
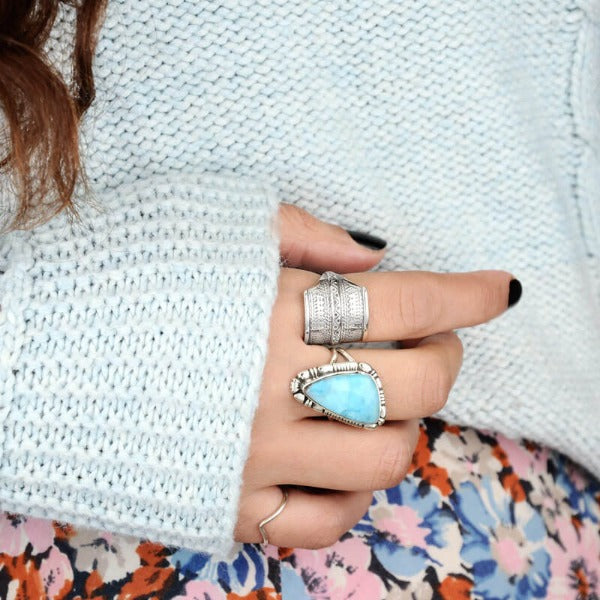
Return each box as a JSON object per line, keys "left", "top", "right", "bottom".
{"left": 0, "top": 0, "right": 107, "bottom": 232}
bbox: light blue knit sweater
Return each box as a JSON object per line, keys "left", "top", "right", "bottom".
{"left": 0, "top": 1, "right": 598, "bottom": 558}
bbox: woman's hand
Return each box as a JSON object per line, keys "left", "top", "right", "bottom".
{"left": 233, "top": 204, "right": 516, "bottom": 548}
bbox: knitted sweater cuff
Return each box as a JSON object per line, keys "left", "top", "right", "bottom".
{"left": 0, "top": 173, "right": 281, "bottom": 558}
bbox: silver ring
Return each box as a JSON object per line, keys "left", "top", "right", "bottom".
{"left": 303, "top": 271, "right": 369, "bottom": 345}
{"left": 258, "top": 486, "right": 289, "bottom": 546}
{"left": 290, "top": 347, "right": 386, "bottom": 429}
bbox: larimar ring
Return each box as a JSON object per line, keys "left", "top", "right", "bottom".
{"left": 290, "top": 347, "right": 386, "bottom": 429}
{"left": 304, "top": 271, "right": 369, "bottom": 345}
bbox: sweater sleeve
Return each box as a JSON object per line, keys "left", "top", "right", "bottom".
{"left": 0, "top": 172, "right": 281, "bottom": 559}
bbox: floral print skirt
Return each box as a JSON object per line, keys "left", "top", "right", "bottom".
{"left": 1, "top": 418, "right": 599, "bottom": 599}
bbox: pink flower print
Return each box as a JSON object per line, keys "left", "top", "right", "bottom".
{"left": 499, "top": 435, "right": 550, "bottom": 480}
{"left": 39, "top": 546, "right": 73, "bottom": 598}
{"left": 490, "top": 524, "right": 533, "bottom": 578}
{"left": 172, "top": 579, "right": 225, "bottom": 599}
{"left": 0, "top": 513, "right": 28, "bottom": 556}
{"left": 547, "top": 516, "right": 600, "bottom": 599}
{"left": 291, "top": 535, "right": 384, "bottom": 599}
{"left": 372, "top": 504, "right": 429, "bottom": 547}
{"left": 0, "top": 513, "right": 55, "bottom": 556}
{"left": 23, "top": 516, "right": 56, "bottom": 554}
{"left": 370, "top": 490, "right": 463, "bottom": 577}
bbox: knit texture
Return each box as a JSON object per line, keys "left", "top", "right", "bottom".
{"left": 1, "top": 0, "right": 599, "bottom": 554}
{"left": 0, "top": 174, "right": 280, "bottom": 557}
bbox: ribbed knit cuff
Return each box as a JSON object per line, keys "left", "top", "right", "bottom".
{"left": 0, "top": 173, "right": 281, "bottom": 558}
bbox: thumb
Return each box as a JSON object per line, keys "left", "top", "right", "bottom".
{"left": 278, "top": 203, "right": 387, "bottom": 273}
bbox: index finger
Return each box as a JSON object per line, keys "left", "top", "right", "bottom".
{"left": 364, "top": 270, "right": 519, "bottom": 342}
{"left": 297, "top": 270, "right": 520, "bottom": 342}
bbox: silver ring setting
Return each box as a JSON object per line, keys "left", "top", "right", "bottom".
{"left": 290, "top": 347, "right": 386, "bottom": 429}
{"left": 304, "top": 271, "right": 369, "bottom": 345}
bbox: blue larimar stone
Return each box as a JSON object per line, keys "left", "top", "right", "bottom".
{"left": 305, "top": 372, "right": 380, "bottom": 425}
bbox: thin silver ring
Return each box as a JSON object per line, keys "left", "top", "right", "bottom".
{"left": 258, "top": 487, "right": 289, "bottom": 546}
{"left": 304, "top": 271, "right": 369, "bottom": 345}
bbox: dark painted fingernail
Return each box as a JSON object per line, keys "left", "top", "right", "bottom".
{"left": 508, "top": 278, "right": 522, "bottom": 307}
{"left": 346, "top": 229, "right": 387, "bottom": 250}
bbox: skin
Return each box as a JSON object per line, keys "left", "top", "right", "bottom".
{"left": 233, "top": 203, "right": 516, "bottom": 548}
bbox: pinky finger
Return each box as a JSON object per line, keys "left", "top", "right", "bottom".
{"left": 234, "top": 486, "right": 373, "bottom": 549}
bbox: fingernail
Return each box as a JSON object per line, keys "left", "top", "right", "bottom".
{"left": 508, "top": 278, "right": 522, "bottom": 307}
{"left": 346, "top": 229, "right": 387, "bottom": 250}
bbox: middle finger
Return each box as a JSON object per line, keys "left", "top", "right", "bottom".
{"left": 289, "top": 331, "right": 463, "bottom": 422}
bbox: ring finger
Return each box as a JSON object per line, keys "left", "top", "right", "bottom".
{"left": 262, "top": 418, "right": 421, "bottom": 491}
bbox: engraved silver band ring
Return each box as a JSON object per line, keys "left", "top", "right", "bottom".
{"left": 304, "top": 271, "right": 369, "bottom": 346}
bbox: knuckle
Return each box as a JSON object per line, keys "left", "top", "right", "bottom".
{"left": 307, "top": 508, "right": 347, "bottom": 548}
{"left": 371, "top": 439, "right": 411, "bottom": 489}
{"left": 450, "top": 331, "right": 465, "bottom": 365}
{"left": 280, "top": 238, "right": 309, "bottom": 267}
{"left": 419, "top": 352, "right": 452, "bottom": 414}
{"left": 447, "top": 328, "right": 462, "bottom": 348}
{"left": 406, "top": 419, "right": 422, "bottom": 453}
{"left": 435, "top": 364, "right": 453, "bottom": 412}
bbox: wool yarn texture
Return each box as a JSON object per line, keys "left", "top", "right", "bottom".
{"left": 0, "top": 0, "right": 598, "bottom": 558}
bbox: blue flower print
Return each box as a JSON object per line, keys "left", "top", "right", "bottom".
{"left": 454, "top": 479, "right": 550, "bottom": 599}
